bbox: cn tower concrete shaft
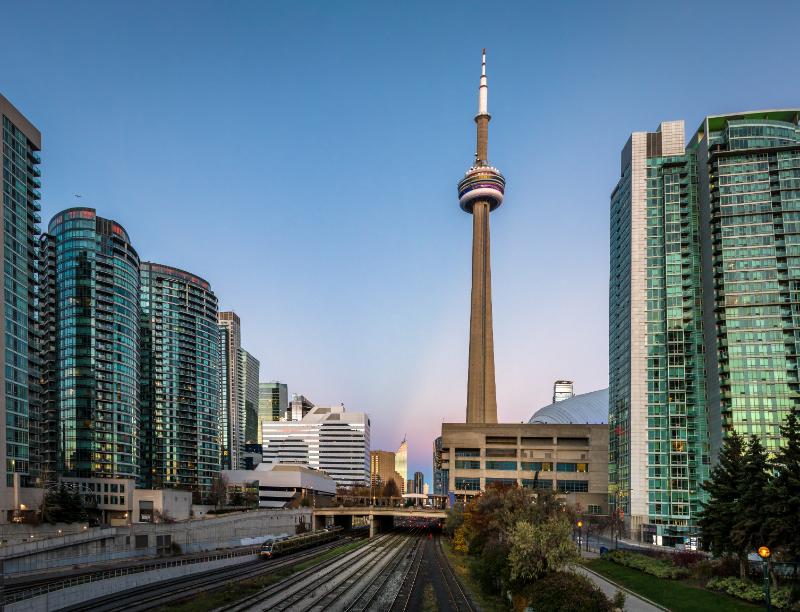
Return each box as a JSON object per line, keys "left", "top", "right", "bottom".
{"left": 457, "top": 50, "right": 504, "bottom": 425}
{"left": 466, "top": 196, "right": 498, "bottom": 424}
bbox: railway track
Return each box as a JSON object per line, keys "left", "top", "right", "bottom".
{"left": 58, "top": 537, "right": 353, "bottom": 612}
{"left": 338, "top": 528, "right": 422, "bottom": 611}
{"left": 389, "top": 534, "right": 426, "bottom": 612}
{"left": 430, "top": 535, "right": 475, "bottom": 612}
{"left": 217, "top": 532, "right": 404, "bottom": 612}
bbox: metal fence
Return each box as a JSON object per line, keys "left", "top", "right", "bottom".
{"left": 3, "top": 546, "right": 259, "bottom": 605}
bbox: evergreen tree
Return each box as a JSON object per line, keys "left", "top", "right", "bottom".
{"left": 731, "top": 436, "right": 772, "bottom": 576}
{"left": 767, "top": 407, "right": 800, "bottom": 557}
{"left": 698, "top": 431, "right": 746, "bottom": 561}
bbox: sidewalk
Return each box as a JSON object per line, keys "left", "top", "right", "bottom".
{"left": 571, "top": 564, "right": 667, "bottom": 612}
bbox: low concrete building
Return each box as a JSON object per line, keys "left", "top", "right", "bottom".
{"left": 440, "top": 420, "right": 609, "bottom": 514}
{"left": 222, "top": 463, "right": 336, "bottom": 508}
{"left": 132, "top": 489, "right": 192, "bottom": 523}
{"left": 59, "top": 477, "right": 135, "bottom": 525}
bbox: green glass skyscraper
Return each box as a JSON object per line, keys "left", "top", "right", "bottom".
{"left": 40, "top": 208, "right": 141, "bottom": 481}
{"left": 1, "top": 96, "right": 41, "bottom": 504}
{"left": 610, "top": 121, "right": 710, "bottom": 545}
{"left": 695, "top": 110, "right": 800, "bottom": 457}
{"left": 140, "top": 263, "right": 220, "bottom": 497}
{"left": 611, "top": 110, "right": 800, "bottom": 545}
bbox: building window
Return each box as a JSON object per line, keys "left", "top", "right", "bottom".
{"left": 556, "top": 480, "right": 588, "bottom": 493}
{"left": 455, "top": 448, "right": 480, "bottom": 458}
{"left": 521, "top": 461, "right": 552, "bottom": 471}
{"left": 485, "top": 461, "right": 517, "bottom": 471}
{"left": 485, "top": 436, "right": 517, "bottom": 445}
{"left": 135, "top": 535, "right": 148, "bottom": 549}
{"left": 588, "top": 504, "right": 602, "bottom": 514}
{"left": 485, "top": 447, "right": 517, "bottom": 458}
{"left": 486, "top": 478, "right": 517, "bottom": 487}
{"left": 455, "top": 460, "right": 480, "bottom": 470}
{"left": 454, "top": 477, "right": 480, "bottom": 491}
{"left": 522, "top": 479, "right": 553, "bottom": 490}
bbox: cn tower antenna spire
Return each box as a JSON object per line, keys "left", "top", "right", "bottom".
{"left": 457, "top": 49, "right": 506, "bottom": 425}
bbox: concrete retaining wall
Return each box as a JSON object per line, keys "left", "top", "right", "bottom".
{"left": 1, "top": 509, "right": 310, "bottom": 575}
{"left": 8, "top": 554, "right": 259, "bottom": 612}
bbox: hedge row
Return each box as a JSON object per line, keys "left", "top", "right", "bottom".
{"left": 605, "top": 550, "right": 689, "bottom": 579}
{"left": 706, "top": 577, "right": 799, "bottom": 610}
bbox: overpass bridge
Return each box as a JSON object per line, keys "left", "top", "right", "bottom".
{"left": 312, "top": 496, "right": 447, "bottom": 536}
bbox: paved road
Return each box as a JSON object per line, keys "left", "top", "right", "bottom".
{"left": 572, "top": 564, "right": 666, "bottom": 612}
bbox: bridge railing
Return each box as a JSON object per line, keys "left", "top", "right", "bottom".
{"left": 327, "top": 496, "right": 448, "bottom": 510}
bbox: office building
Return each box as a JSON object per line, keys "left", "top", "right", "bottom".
{"left": 218, "top": 312, "right": 242, "bottom": 469}
{"left": 222, "top": 463, "right": 336, "bottom": 509}
{"left": 432, "top": 436, "right": 447, "bottom": 496}
{"left": 238, "top": 349, "right": 260, "bottom": 444}
{"left": 1, "top": 96, "right": 41, "bottom": 510}
{"left": 413, "top": 471, "right": 424, "bottom": 495}
{"left": 440, "top": 420, "right": 608, "bottom": 512}
{"left": 139, "top": 262, "right": 220, "bottom": 497}
{"left": 40, "top": 208, "right": 141, "bottom": 482}
{"left": 396, "top": 437, "right": 408, "bottom": 493}
{"left": 370, "top": 450, "right": 394, "bottom": 486}
{"left": 552, "top": 380, "right": 574, "bottom": 403}
{"left": 458, "top": 50, "right": 506, "bottom": 424}
{"left": 261, "top": 405, "right": 370, "bottom": 487}
{"left": 370, "top": 450, "right": 403, "bottom": 491}
{"left": 288, "top": 393, "right": 314, "bottom": 421}
{"left": 259, "top": 382, "right": 288, "bottom": 436}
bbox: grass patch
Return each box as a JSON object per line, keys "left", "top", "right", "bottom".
{"left": 157, "top": 538, "right": 366, "bottom": 612}
{"left": 584, "top": 559, "right": 760, "bottom": 612}
{"left": 441, "top": 539, "right": 507, "bottom": 612}
{"left": 422, "top": 582, "right": 438, "bottom": 612}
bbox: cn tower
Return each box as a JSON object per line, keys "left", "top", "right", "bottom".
{"left": 458, "top": 49, "right": 505, "bottom": 424}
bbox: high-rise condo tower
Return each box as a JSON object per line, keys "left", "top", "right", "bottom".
{"left": 458, "top": 50, "right": 506, "bottom": 424}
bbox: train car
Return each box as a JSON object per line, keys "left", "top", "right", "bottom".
{"left": 259, "top": 526, "right": 342, "bottom": 559}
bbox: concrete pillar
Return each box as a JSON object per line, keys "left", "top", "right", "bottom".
{"left": 369, "top": 515, "right": 377, "bottom": 538}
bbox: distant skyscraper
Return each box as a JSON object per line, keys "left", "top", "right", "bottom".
{"left": 413, "top": 471, "right": 424, "bottom": 495}
{"left": 458, "top": 50, "right": 506, "bottom": 424}
{"left": 370, "top": 450, "right": 395, "bottom": 487}
{"left": 432, "top": 436, "right": 447, "bottom": 496}
{"left": 261, "top": 405, "right": 370, "bottom": 487}
{"left": 288, "top": 393, "right": 315, "bottom": 421}
{"left": 139, "top": 263, "right": 220, "bottom": 496}
{"left": 238, "top": 348, "right": 260, "bottom": 444}
{"left": 218, "top": 312, "right": 242, "bottom": 469}
{"left": 40, "top": 208, "right": 141, "bottom": 481}
{"left": 552, "top": 380, "right": 574, "bottom": 403}
{"left": 259, "top": 382, "right": 288, "bottom": 436}
{"left": 396, "top": 437, "right": 408, "bottom": 491}
{"left": 1, "top": 95, "right": 41, "bottom": 499}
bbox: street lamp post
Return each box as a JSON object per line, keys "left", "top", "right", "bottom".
{"left": 577, "top": 520, "right": 583, "bottom": 551}
{"left": 758, "top": 546, "right": 771, "bottom": 612}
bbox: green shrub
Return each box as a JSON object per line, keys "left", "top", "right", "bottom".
{"left": 469, "top": 540, "right": 509, "bottom": 595}
{"left": 521, "top": 571, "right": 614, "bottom": 611}
{"left": 707, "top": 576, "right": 800, "bottom": 610}
{"left": 691, "top": 555, "right": 741, "bottom": 581}
{"left": 606, "top": 550, "right": 689, "bottom": 579}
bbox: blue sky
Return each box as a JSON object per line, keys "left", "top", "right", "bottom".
{"left": 3, "top": 1, "right": 798, "bottom": 482}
